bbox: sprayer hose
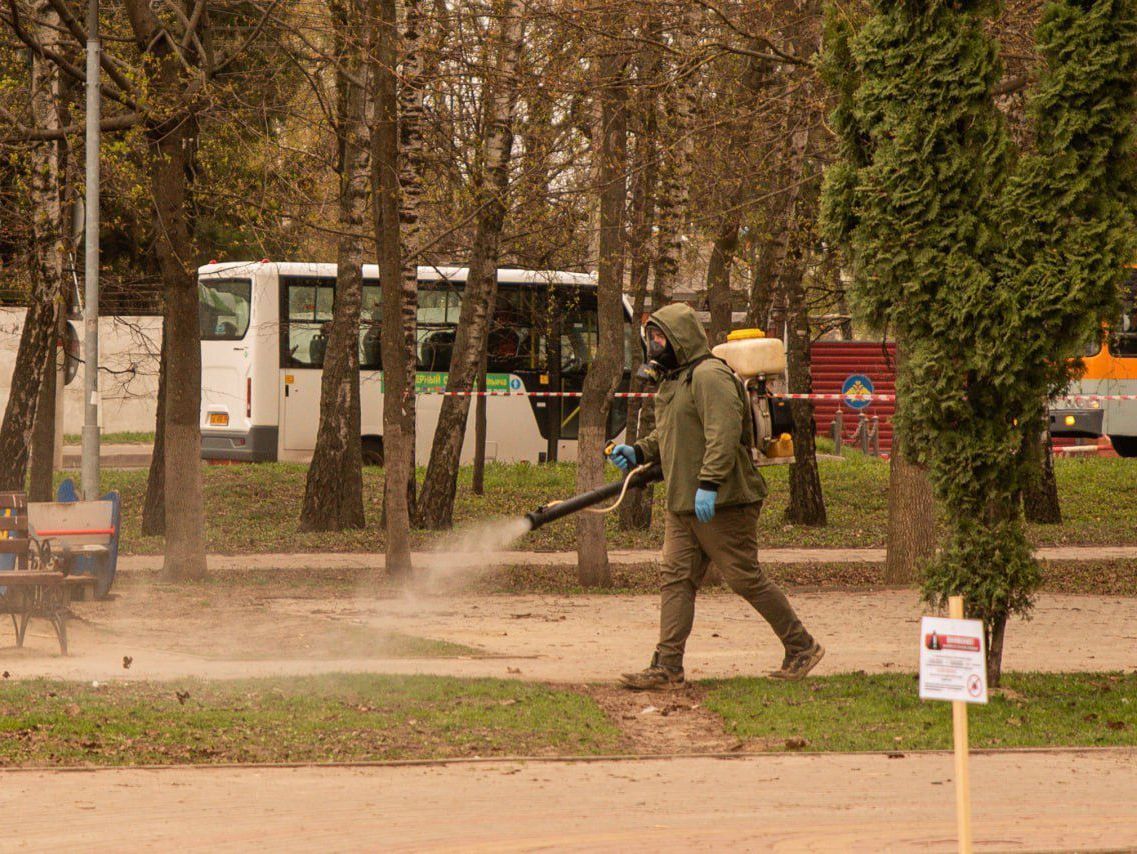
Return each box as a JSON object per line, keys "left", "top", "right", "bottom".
{"left": 584, "top": 463, "right": 655, "bottom": 516}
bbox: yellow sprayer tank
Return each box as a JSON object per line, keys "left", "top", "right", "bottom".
{"left": 711, "top": 328, "right": 786, "bottom": 380}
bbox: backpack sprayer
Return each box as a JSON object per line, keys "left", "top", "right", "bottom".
{"left": 712, "top": 329, "right": 796, "bottom": 466}
{"left": 523, "top": 329, "right": 793, "bottom": 532}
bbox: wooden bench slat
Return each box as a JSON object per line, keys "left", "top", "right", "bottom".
{"left": 0, "top": 492, "right": 27, "bottom": 509}
{"left": 35, "top": 528, "right": 116, "bottom": 537}
{"left": 0, "top": 516, "right": 29, "bottom": 532}
{"left": 0, "top": 539, "right": 31, "bottom": 554}
{"left": 0, "top": 571, "right": 66, "bottom": 583}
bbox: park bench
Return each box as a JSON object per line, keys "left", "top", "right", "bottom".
{"left": 0, "top": 491, "right": 89, "bottom": 655}
{"left": 28, "top": 498, "right": 117, "bottom": 602}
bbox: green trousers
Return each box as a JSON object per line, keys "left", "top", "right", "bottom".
{"left": 655, "top": 502, "right": 813, "bottom": 670}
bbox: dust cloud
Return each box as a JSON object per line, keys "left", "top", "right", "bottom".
{"left": 413, "top": 516, "right": 534, "bottom": 591}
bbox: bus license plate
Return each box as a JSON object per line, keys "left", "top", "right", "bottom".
{"left": 209, "top": 412, "right": 229, "bottom": 426}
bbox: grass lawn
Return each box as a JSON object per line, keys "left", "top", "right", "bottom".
{"left": 2, "top": 672, "right": 1131, "bottom": 766}
{"left": 93, "top": 453, "right": 1137, "bottom": 555}
{"left": 0, "top": 674, "right": 622, "bottom": 766}
{"left": 704, "top": 671, "right": 1137, "bottom": 752}
{"left": 63, "top": 431, "right": 155, "bottom": 445}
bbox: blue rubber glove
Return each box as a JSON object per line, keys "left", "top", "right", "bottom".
{"left": 694, "top": 488, "right": 717, "bottom": 523}
{"left": 608, "top": 444, "right": 637, "bottom": 473}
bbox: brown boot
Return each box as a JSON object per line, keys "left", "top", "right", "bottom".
{"left": 620, "top": 655, "right": 685, "bottom": 691}
{"left": 769, "top": 642, "right": 825, "bottom": 681}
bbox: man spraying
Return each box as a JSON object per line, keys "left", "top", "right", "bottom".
{"left": 610, "top": 303, "right": 824, "bottom": 690}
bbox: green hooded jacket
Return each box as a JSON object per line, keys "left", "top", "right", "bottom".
{"left": 633, "top": 303, "right": 767, "bottom": 514}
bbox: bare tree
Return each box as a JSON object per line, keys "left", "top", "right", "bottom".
{"left": 618, "top": 12, "right": 661, "bottom": 532}
{"left": 299, "top": 0, "right": 370, "bottom": 533}
{"left": 0, "top": 1, "right": 68, "bottom": 493}
{"left": 373, "top": 0, "right": 414, "bottom": 580}
{"left": 705, "top": 48, "right": 773, "bottom": 346}
{"left": 576, "top": 43, "right": 627, "bottom": 588}
{"left": 141, "top": 317, "right": 167, "bottom": 536}
{"left": 416, "top": 0, "right": 524, "bottom": 530}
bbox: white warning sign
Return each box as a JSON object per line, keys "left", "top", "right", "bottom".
{"left": 918, "top": 616, "right": 988, "bottom": 704}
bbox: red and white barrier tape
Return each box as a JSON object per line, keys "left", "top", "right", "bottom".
{"left": 417, "top": 390, "right": 1137, "bottom": 403}
{"left": 1057, "top": 394, "right": 1137, "bottom": 403}
{"left": 414, "top": 390, "right": 896, "bottom": 400}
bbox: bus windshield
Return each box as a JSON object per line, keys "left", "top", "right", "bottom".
{"left": 199, "top": 279, "right": 252, "bottom": 340}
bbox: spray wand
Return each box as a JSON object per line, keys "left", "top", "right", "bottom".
{"left": 524, "top": 443, "right": 662, "bottom": 531}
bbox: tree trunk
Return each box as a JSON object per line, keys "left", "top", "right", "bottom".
{"left": 784, "top": 264, "right": 827, "bottom": 526}
{"left": 472, "top": 350, "right": 488, "bottom": 495}
{"left": 706, "top": 50, "right": 773, "bottom": 346}
{"left": 28, "top": 321, "right": 61, "bottom": 501}
{"left": 986, "top": 610, "right": 1008, "bottom": 687}
{"left": 121, "top": 0, "right": 208, "bottom": 579}
{"left": 1023, "top": 418, "right": 1061, "bottom": 524}
{"left": 649, "top": 9, "right": 699, "bottom": 309}
{"left": 300, "top": 0, "right": 369, "bottom": 533}
{"left": 884, "top": 343, "right": 935, "bottom": 583}
{"left": 154, "top": 121, "right": 207, "bottom": 581}
{"left": 373, "top": 0, "right": 414, "bottom": 580}
{"left": 706, "top": 217, "right": 739, "bottom": 346}
{"left": 776, "top": 122, "right": 826, "bottom": 526}
{"left": 396, "top": 0, "right": 428, "bottom": 523}
{"left": 618, "top": 25, "right": 661, "bottom": 532}
{"left": 577, "top": 48, "right": 627, "bottom": 588}
{"left": 416, "top": 0, "right": 523, "bottom": 530}
{"left": 0, "top": 6, "right": 66, "bottom": 493}
{"left": 141, "top": 317, "right": 167, "bottom": 536}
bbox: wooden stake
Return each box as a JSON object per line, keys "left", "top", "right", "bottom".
{"left": 949, "top": 595, "right": 973, "bottom": 854}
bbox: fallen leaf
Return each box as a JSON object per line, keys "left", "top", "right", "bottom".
{"left": 1106, "top": 720, "right": 1129, "bottom": 731}
{"left": 887, "top": 752, "right": 905, "bottom": 759}
{"left": 122, "top": 656, "right": 133, "bottom": 670}
{"left": 784, "top": 737, "right": 808, "bottom": 751}
{"left": 506, "top": 667, "right": 521, "bottom": 674}
{"left": 640, "top": 705, "right": 659, "bottom": 715}
{"left": 175, "top": 690, "right": 190, "bottom": 705}
{"left": 1, "top": 671, "right": 8, "bottom": 679}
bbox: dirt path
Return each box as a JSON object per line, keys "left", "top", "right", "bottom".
{"left": 3, "top": 751, "right": 1135, "bottom": 851}
{"left": 115, "top": 544, "right": 1137, "bottom": 570}
{"left": 5, "top": 584, "right": 1136, "bottom": 684}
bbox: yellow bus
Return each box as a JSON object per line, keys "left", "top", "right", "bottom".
{"left": 1050, "top": 271, "right": 1137, "bottom": 456}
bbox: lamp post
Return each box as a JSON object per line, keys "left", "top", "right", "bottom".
{"left": 81, "top": 0, "right": 100, "bottom": 499}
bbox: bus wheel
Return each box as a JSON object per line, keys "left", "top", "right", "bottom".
{"left": 1109, "top": 435, "right": 1137, "bottom": 457}
{"left": 362, "top": 436, "right": 384, "bottom": 467}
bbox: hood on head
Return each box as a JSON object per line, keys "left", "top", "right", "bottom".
{"left": 646, "top": 303, "right": 710, "bottom": 368}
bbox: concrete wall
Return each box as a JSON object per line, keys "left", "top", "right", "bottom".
{"left": 0, "top": 309, "right": 160, "bottom": 436}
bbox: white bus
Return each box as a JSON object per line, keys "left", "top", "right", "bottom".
{"left": 198, "top": 261, "right": 635, "bottom": 465}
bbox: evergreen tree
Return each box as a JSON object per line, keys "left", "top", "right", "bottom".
{"left": 822, "top": 0, "right": 1137, "bottom": 683}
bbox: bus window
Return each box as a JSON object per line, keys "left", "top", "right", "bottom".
{"left": 488, "top": 288, "right": 544, "bottom": 374}
{"left": 283, "top": 276, "right": 335, "bottom": 368}
{"left": 199, "top": 279, "right": 251, "bottom": 340}
{"left": 359, "top": 282, "right": 382, "bottom": 369}
{"left": 417, "top": 287, "right": 461, "bottom": 371}
{"left": 560, "top": 304, "right": 598, "bottom": 374}
{"left": 1112, "top": 273, "right": 1137, "bottom": 357}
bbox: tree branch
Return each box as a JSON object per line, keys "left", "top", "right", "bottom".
{"left": 0, "top": 105, "right": 141, "bottom": 142}
{"left": 2, "top": 2, "right": 137, "bottom": 109}
{"left": 43, "top": 0, "right": 138, "bottom": 97}
{"left": 212, "top": 0, "right": 284, "bottom": 76}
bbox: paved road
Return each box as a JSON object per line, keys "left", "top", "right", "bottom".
{"left": 3, "top": 751, "right": 1135, "bottom": 851}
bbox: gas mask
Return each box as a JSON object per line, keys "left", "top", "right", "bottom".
{"left": 636, "top": 323, "right": 678, "bottom": 385}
